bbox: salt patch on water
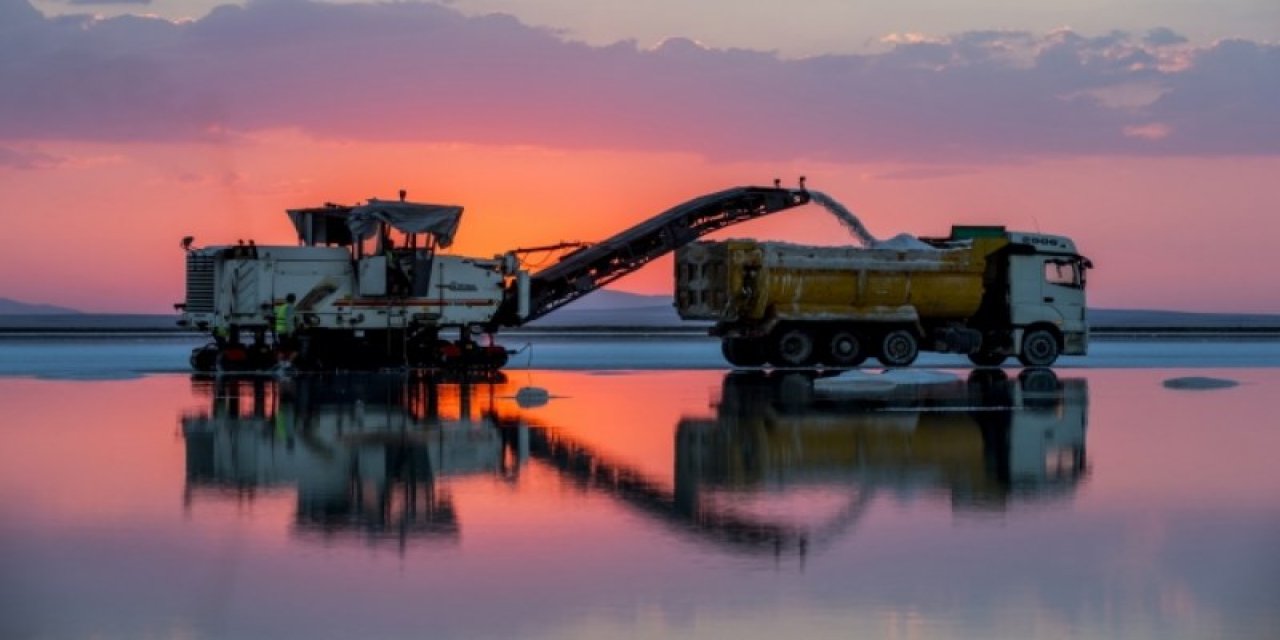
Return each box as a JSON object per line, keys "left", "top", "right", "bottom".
{"left": 1162, "top": 376, "right": 1239, "bottom": 390}
{"left": 813, "top": 370, "right": 896, "bottom": 394}
{"left": 814, "top": 368, "right": 960, "bottom": 395}
{"left": 515, "top": 386, "right": 551, "bottom": 407}
{"left": 878, "top": 369, "right": 960, "bottom": 385}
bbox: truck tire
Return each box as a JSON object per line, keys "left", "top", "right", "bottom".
{"left": 721, "top": 338, "right": 767, "bottom": 367}
{"left": 968, "top": 350, "right": 1008, "bottom": 367}
{"left": 771, "top": 326, "right": 816, "bottom": 367}
{"left": 216, "top": 346, "right": 253, "bottom": 372}
{"left": 190, "top": 344, "right": 219, "bottom": 372}
{"left": 877, "top": 329, "right": 919, "bottom": 367}
{"left": 825, "top": 330, "right": 868, "bottom": 368}
{"left": 1018, "top": 367, "right": 1060, "bottom": 393}
{"left": 1018, "top": 329, "right": 1060, "bottom": 367}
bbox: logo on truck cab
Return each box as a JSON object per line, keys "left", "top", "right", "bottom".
{"left": 440, "top": 283, "right": 479, "bottom": 292}
{"left": 1018, "top": 234, "right": 1064, "bottom": 248}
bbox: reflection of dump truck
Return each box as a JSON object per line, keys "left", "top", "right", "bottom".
{"left": 676, "top": 228, "right": 1092, "bottom": 368}
{"left": 677, "top": 370, "right": 1089, "bottom": 508}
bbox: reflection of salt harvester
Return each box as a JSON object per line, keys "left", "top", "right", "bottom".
{"left": 181, "top": 374, "right": 525, "bottom": 543}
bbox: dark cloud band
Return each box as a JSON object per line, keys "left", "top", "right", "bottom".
{"left": 0, "top": 0, "right": 1275, "bottom": 160}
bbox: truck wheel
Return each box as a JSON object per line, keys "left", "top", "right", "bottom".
{"left": 1018, "top": 329, "right": 1060, "bottom": 367}
{"left": 216, "top": 346, "right": 252, "bottom": 372}
{"left": 771, "top": 327, "right": 816, "bottom": 367}
{"left": 825, "top": 330, "right": 868, "bottom": 368}
{"left": 968, "top": 350, "right": 1007, "bottom": 367}
{"left": 1018, "top": 367, "right": 1060, "bottom": 393}
{"left": 877, "top": 330, "right": 919, "bottom": 367}
{"left": 721, "top": 338, "right": 767, "bottom": 367}
{"left": 190, "top": 344, "right": 219, "bottom": 372}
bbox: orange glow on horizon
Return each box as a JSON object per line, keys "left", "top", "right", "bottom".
{"left": 2, "top": 131, "right": 1278, "bottom": 313}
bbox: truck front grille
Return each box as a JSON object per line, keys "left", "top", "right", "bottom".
{"left": 185, "top": 254, "right": 216, "bottom": 313}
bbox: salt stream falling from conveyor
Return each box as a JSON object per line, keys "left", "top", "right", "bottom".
{"left": 808, "top": 190, "right": 939, "bottom": 251}
{"left": 808, "top": 191, "right": 878, "bottom": 246}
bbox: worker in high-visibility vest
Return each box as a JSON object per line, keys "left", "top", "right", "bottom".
{"left": 274, "top": 293, "right": 297, "bottom": 355}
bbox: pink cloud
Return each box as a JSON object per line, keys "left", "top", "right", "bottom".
{"left": 1123, "top": 123, "right": 1172, "bottom": 140}
{"left": 867, "top": 166, "right": 977, "bottom": 181}
{"left": 0, "top": 145, "right": 65, "bottom": 170}
{"left": 0, "top": 0, "right": 1276, "bottom": 162}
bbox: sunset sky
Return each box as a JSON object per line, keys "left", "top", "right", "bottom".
{"left": 1, "top": 0, "right": 1277, "bottom": 313}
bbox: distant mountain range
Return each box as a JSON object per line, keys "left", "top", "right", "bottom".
{"left": 1087, "top": 309, "right": 1280, "bottom": 328}
{"left": 2, "top": 292, "right": 1279, "bottom": 329}
{"left": 0, "top": 297, "right": 80, "bottom": 315}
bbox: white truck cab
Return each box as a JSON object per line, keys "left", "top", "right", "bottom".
{"left": 1006, "top": 232, "right": 1092, "bottom": 363}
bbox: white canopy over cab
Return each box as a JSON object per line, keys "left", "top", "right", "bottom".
{"left": 346, "top": 199, "right": 463, "bottom": 248}
{"left": 287, "top": 199, "right": 464, "bottom": 248}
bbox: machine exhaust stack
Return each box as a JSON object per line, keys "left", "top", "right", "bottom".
{"left": 516, "top": 271, "right": 531, "bottom": 321}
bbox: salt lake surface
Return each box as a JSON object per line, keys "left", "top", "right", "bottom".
{"left": 1, "top": 340, "right": 1278, "bottom": 639}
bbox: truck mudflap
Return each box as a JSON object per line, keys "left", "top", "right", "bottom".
{"left": 932, "top": 325, "right": 982, "bottom": 353}
{"left": 711, "top": 316, "right": 782, "bottom": 340}
{"left": 1063, "top": 331, "right": 1088, "bottom": 355}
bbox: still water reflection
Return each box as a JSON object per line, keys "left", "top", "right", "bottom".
{"left": 2, "top": 368, "right": 1277, "bottom": 639}
{"left": 181, "top": 370, "right": 1085, "bottom": 555}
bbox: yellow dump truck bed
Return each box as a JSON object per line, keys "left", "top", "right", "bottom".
{"left": 676, "top": 238, "right": 1008, "bottom": 325}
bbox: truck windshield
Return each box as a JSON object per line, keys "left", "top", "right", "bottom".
{"left": 1044, "top": 259, "right": 1082, "bottom": 288}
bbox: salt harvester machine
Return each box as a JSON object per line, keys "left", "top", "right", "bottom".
{"left": 178, "top": 185, "right": 811, "bottom": 371}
